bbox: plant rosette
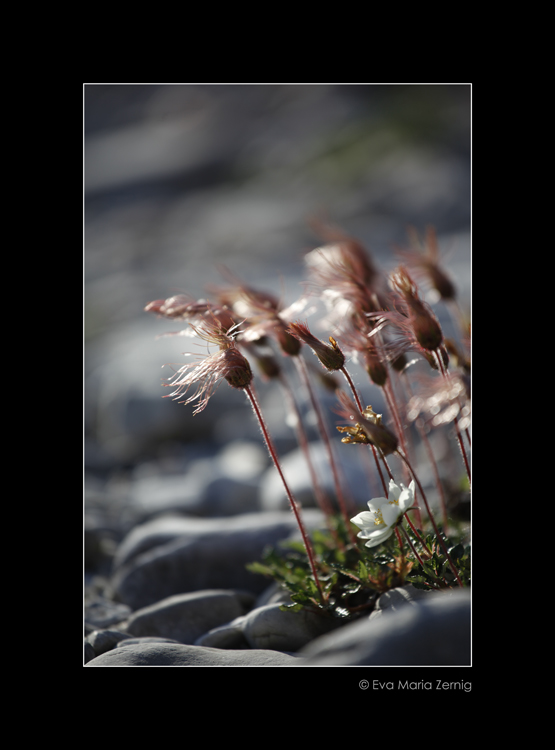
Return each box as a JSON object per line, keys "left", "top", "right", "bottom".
{"left": 351, "top": 480, "right": 415, "bottom": 548}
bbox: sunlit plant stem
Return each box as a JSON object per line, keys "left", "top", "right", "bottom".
{"left": 244, "top": 383, "right": 325, "bottom": 603}
{"left": 434, "top": 351, "right": 471, "bottom": 484}
{"left": 294, "top": 356, "right": 358, "bottom": 545}
{"left": 396, "top": 450, "right": 463, "bottom": 587}
{"left": 339, "top": 366, "right": 389, "bottom": 496}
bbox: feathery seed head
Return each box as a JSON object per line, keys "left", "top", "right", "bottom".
{"left": 389, "top": 266, "right": 444, "bottom": 352}
{"left": 401, "top": 226, "right": 456, "bottom": 301}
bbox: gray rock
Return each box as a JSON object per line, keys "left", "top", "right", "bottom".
{"left": 298, "top": 588, "right": 471, "bottom": 666}
{"left": 124, "top": 589, "right": 254, "bottom": 644}
{"left": 112, "top": 515, "right": 208, "bottom": 570}
{"left": 109, "top": 510, "right": 324, "bottom": 610}
{"left": 195, "top": 588, "right": 442, "bottom": 654}
{"left": 84, "top": 641, "right": 96, "bottom": 664}
{"left": 242, "top": 603, "right": 344, "bottom": 652}
{"left": 128, "top": 470, "right": 214, "bottom": 520}
{"left": 84, "top": 595, "right": 132, "bottom": 633}
{"left": 86, "top": 628, "right": 132, "bottom": 657}
{"left": 118, "top": 637, "right": 183, "bottom": 647}
{"left": 369, "top": 584, "right": 438, "bottom": 621}
{"left": 85, "top": 642, "right": 302, "bottom": 666}
{"left": 194, "top": 617, "right": 250, "bottom": 649}
{"left": 127, "top": 441, "right": 267, "bottom": 520}
{"left": 112, "top": 510, "right": 323, "bottom": 570}
{"left": 255, "top": 582, "right": 293, "bottom": 608}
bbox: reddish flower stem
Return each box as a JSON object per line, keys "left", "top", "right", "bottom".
{"left": 398, "top": 366, "right": 450, "bottom": 532}
{"left": 399, "top": 524, "right": 427, "bottom": 569}
{"left": 339, "top": 366, "right": 389, "bottom": 495}
{"left": 434, "top": 351, "right": 471, "bottom": 484}
{"left": 399, "top": 525, "right": 445, "bottom": 589}
{"left": 417, "top": 417, "right": 449, "bottom": 533}
{"left": 382, "top": 378, "right": 424, "bottom": 529}
{"left": 278, "top": 373, "right": 336, "bottom": 520}
{"left": 396, "top": 450, "right": 463, "bottom": 587}
{"left": 244, "top": 384, "right": 325, "bottom": 602}
{"left": 294, "top": 357, "right": 358, "bottom": 545}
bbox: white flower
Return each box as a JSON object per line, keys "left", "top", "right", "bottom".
{"left": 350, "top": 479, "right": 415, "bottom": 548}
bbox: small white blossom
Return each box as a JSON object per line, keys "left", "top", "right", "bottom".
{"left": 351, "top": 479, "right": 415, "bottom": 548}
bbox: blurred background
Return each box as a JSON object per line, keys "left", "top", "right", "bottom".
{"left": 84, "top": 84, "right": 471, "bottom": 512}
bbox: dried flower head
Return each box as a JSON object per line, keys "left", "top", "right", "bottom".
{"left": 162, "top": 317, "right": 253, "bottom": 414}
{"left": 389, "top": 266, "right": 444, "bottom": 352}
{"left": 399, "top": 226, "right": 456, "bottom": 301}
{"left": 304, "top": 227, "right": 384, "bottom": 333}
{"left": 145, "top": 295, "right": 238, "bottom": 338}
{"left": 339, "top": 322, "right": 389, "bottom": 387}
{"left": 211, "top": 273, "right": 309, "bottom": 357}
{"left": 253, "top": 353, "right": 282, "bottom": 380}
{"left": 335, "top": 392, "right": 398, "bottom": 456}
{"left": 366, "top": 269, "right": 445, "bottom": 367}
{"left": 406, "top": 371, "right": 470, "bottom": 431}
{"left": 307, "top": 220, "right": 379, "bottom": 290}
{"left": 287, "top": 321, "right": 345, "bottom": 371}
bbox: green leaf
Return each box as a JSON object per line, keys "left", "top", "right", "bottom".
{"left": 245, "top": 561, "right": 274, "bottom": 577}
{"left": 282, "top": 539, "right": 308, "bottom": 555}
{"left": 328, "top": 562, "right": 363, "bottom": 582}
{"left": 357, "top": 559, "right": 368, "bottom": 581}
{"left": 289, "top": 590, "right": 309, "bottom": 603}
{"left": 306, "top": 577, "right": 319, "bottom": 596}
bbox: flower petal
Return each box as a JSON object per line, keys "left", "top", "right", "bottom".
{"left": 350, "top": 511, "right": 375, "bottom": 530}
{"left": 367, "top": 498, "right": 389, "bottom": 515}
{"left": 364, "top": 528, "right": 394, "bottom": 547}
{"left": 367, "top": 497, "right": 387, "bottom": 512}
{"left": 388, "top": 481, "right": 402, "bottom": 503}
{"left": 381, "top": 503, "right": 402, "bottom": 527}
{"left": 398, "top": 481, "right": 416, "bottom": 510}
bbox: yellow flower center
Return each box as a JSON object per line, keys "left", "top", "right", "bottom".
{"left": 373, "top": 509, "right": 385, "bottom": 526}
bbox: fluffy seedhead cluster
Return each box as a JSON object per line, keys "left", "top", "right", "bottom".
{"left": 146, "top": 223, "right": 470, "bottom": 618}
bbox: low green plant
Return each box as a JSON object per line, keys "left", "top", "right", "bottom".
{"left": 248, "top": 513, "right": 470, "bottom": 621}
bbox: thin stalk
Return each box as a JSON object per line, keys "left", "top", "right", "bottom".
{"left": 403, "top": 511, "right": 431, "bottom": 557}
{"left": 396, "top": 450, "right": 463, "bottom": 587}
{"left": 400, "top": 524, "right": 429, "bottom": 569}
{"left": 244, "top": 384, "right": 325, "bottom": 602}
{"left": 340, "top": 366, "right": 388, "bottom": 495}
{"left": 417, "top": 417, "right": 449, "bottom": 533}
{"left": 294, "top": 356, "right": 358, "bottom": 544}
{"left": 396, "top": 367, "right": 450, "bottom": 533}
{"left": 382, "top": 378, "right": 423, "bottom": 529}
{"left": 394, "top": 526, "right": 407, "bottom": 572}
{"left": 435, "top": 350, "right": 471, "bottom": 484}
{"left": 399, "top": 525, "right": 445, "bottom": 589}
{"left": 279, "top": 373, "right": 336, "bottom": 520}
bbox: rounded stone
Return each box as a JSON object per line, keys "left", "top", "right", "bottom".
{"left": 87, "top": 628, "right": 132, "bottom": 656}
{"left": 124, "top": 589, "right": 254, "bottom": 644}
{"left": 194, "top": 617, "right": 250, "bottom": 649}
{"left": 242, "top": 603, "right": 343, "bottom": 652}
{"left": 85, "top": 642, "right": 302, "bottom": 666}
{"left": 369, "top": 584, "right": 438, "bottom": 621}
{"left": 109, "top": 510, "right": 324, "bottom": 610}
{"left": 298, "top": 588, "right": 471, "bottom": 666}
